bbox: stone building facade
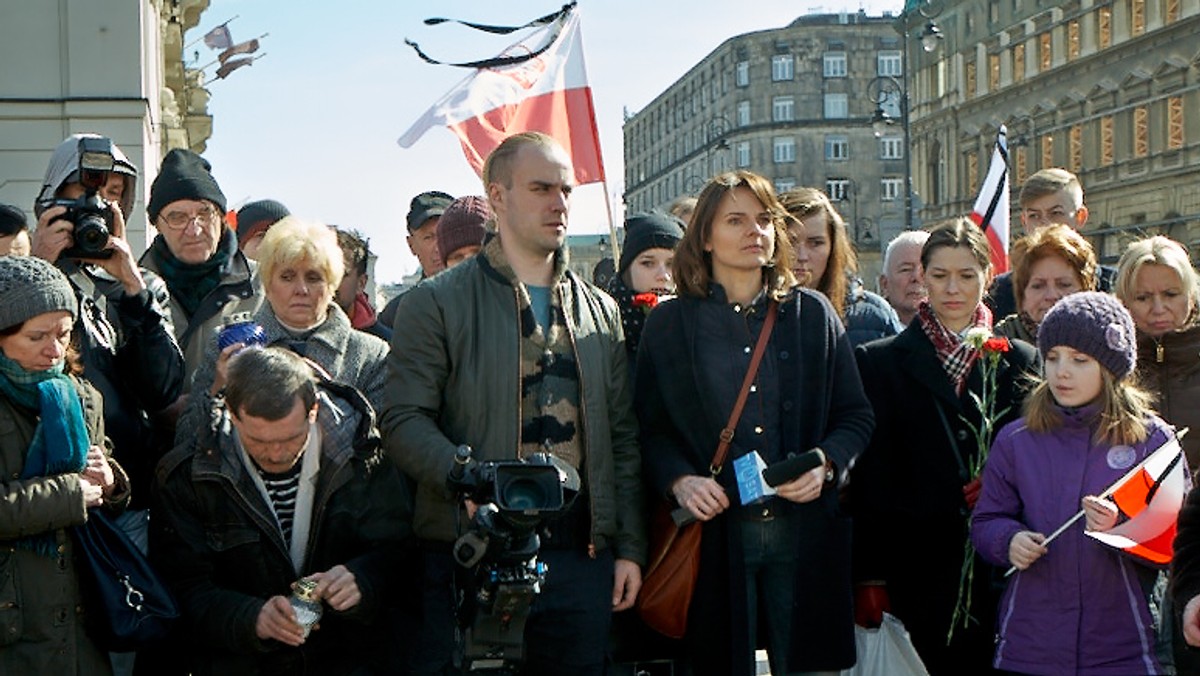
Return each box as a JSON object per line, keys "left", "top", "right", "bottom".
{"left": 623, "top": 11, "right": 912, "bottom": 276}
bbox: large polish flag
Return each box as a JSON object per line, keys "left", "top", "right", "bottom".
{"left": 1087, "top": 433, "right": 1187, "bottom": 565}
{"left": 970, "top": 126, "right": 1010, "bottom": 274}
{"left": 398, "top": 7, "right": 605, "bottom": 186}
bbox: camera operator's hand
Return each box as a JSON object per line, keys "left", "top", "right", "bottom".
{"left": 31, "top": 205, "right": 74, "bottom": 263}
{"left": 85, "top": 205, "right": 146, "bottom": 295}
{"left": 671, "top": 475, "right": 729, "bottom": 522}
{"left": 255, "top": 595, "right": 307, "bottom": 647}
{"left": 309, "top": 564, "right": 362, "bottom": 612}
{"left": 612, "top": 558, "right": 642, "bottom": 611}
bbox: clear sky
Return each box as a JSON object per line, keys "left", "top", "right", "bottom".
{"left": 188, "top": 0, "right": 903, "bottom": 283}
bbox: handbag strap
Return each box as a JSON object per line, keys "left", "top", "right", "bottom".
{"left": 710, "top": 300, "right": 778, "bottom": 476}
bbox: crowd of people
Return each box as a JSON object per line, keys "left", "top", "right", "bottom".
{"left": 3, "top": 129, "right": 1200, "bottom": 676}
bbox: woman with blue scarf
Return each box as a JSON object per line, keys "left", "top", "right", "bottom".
{"left": 0, "top": 256, "right": 129, "bottom": 673}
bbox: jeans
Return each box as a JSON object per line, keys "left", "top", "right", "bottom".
{"left": 411, "top": 545, "right": 614, "bottom": 676}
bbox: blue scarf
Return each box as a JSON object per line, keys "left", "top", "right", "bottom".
{"left": 0, "top": 352, "right": 90, "bottom": 557}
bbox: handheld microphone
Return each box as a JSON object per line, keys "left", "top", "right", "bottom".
{"left": 761, "top": 449, "right": 824, "bottom": 488}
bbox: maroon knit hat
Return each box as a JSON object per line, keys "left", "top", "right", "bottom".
{"left": 437, "top": 196, "right": 490, "bottom": 266}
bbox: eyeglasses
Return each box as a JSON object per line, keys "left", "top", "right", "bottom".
{"left": 160, "top": 205, "right": 219, "bottom": 230}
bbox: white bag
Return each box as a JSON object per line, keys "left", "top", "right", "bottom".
{"left": 838, "top": 613, "right": 930, "bottom": 676}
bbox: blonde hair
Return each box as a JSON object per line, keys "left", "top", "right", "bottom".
{"left": 256, "top": 217, "right": 344, "bottom": 306}
{"left": 1010, "top": 224, "right": 1098, "bottom": 311}
{"left": 1115, "top": 235, "right": 1200, "bottom": 328}
{"left": 673, "top": 171, "right": 796, "bottom": 301}
{"left": 1023, "top": 364, "right": 1155, "bottom": 446}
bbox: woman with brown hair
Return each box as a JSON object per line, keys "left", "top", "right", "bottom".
{"left": 993, "top": 223, "right": 1097, "bottom": 344}
{"left": 636, "top": 171, "right": 874, "bottom": 675}
{"left": 779, "top": 187, "right": 901, "bottom": 346}
{"left": 852, "top": 218, "right": 1037, "bottom": 674}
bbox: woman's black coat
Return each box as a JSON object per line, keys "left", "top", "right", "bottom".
{"left": 852, "top": 319, "right": 1037, "bottom": 675}
{"left": 636, "top": 288, "right": 874, "bottom": 675}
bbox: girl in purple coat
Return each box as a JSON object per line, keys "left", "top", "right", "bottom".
{"left": 972, "top": 292, "right": 1171, "bottom": 675}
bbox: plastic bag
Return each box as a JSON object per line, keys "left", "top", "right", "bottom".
{"left": 839, "top": 613, "right": 930, "bottom": 676}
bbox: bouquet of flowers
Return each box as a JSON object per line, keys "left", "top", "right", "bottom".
{"left": 948, "top": 327, "right": 1012, "bottom": 642}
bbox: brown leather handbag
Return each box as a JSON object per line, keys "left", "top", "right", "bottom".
{"left": 637, "top": 301, "right": 778, "bottom": 639}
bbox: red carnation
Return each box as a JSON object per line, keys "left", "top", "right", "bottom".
{"left": 632, "top": 293, "right": 659, "bottom": 309}
{"left": 983, "top": 336, "right": 1011, "bottom": 353}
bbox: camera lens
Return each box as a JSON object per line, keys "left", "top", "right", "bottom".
{"left": 75, "top": 214, "right": 109, "bottom": 252}
{"left": 500, "top": 477, "right": 551, "bottom": 511}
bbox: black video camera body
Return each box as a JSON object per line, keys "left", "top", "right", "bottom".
{"left": 41, "top": 137, "right": 118, "bottom": 259}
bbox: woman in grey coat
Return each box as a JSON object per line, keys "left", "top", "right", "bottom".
{"left": 175, "top": 217, "right": 388, "bottom": 445}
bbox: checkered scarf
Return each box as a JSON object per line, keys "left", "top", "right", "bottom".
{"left": 916, "top": 300, "right": 993, "bottom": 396}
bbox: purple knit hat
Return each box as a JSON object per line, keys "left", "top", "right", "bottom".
{"left": 1036, "top": 291, "right": 1137, "bottom": 379}
{"left": 436, "top": 196, "right": 490, "bottom": 266}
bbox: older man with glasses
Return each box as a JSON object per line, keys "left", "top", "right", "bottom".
{"left": 140, "top": 148, "right": 262, "bottom": 385}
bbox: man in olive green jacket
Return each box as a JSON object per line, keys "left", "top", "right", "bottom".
{"left": 381, "top": 132, "right": 645, "bottom": 676}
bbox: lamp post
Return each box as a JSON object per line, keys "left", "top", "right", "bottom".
{"left": 870, "top": 0, "right": 943, "bottom": 232}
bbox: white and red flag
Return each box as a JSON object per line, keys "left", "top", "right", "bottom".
{"left": 1087, "top": 433, "right": 1188, "bottom": 565}
{"left": 970, "top": 126, "right": 1010, "bottom": 274}
{"left": 219, "top": 39, "right": 260, "bottom": 65}
{"left": 398, "top": 4, "right": 605, "bottom": 185}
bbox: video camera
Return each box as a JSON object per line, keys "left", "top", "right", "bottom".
{"left": 39, "top": 136, "right": 118, "bottom": 259}
{"left": 446, "top": 446, "right": 580, "bottom": 674}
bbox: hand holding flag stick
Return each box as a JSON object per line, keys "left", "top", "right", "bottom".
{"left": 1004, "top": 427, "right": 1189, "bottom": 577}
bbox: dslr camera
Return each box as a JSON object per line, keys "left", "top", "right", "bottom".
{"left": 40, "top": 136, "right": 118, "bottom": 259}
{"left": 445, "top": 446, "right": 580, "bottom": 674}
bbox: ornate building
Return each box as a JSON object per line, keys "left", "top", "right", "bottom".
{"left": 623, "top": 11, "right": 909, "bottom": 272}
{"left": 0, "top": 0, "right": 214, "bottom": 250}
{"left": 910, "top": 0, "right": 1200, "bottom": 261}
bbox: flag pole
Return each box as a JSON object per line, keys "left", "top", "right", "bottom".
{"left": 601, "top": 179, "right": 621, "bottom": 267}
{"left": 185, "top": 15, "right": 239, "bottom": 50}
{"left": 1003, "top": 427, "right": 1188, "bottom": 577}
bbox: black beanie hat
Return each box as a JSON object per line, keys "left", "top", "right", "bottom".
{"left": 619, "top": 212, "right": 684, "bottom": 275}
{"left": 148, "top": 149, "right": 226, "bottom": 222}
{"left": 406, "top": 191, "right": 454, "bottom": 233}
{"left": 1037, "top": 291, "right": 1137, "bottom": 379}
{"left": 236, "top": 199, "right": 291, "bottom": 243}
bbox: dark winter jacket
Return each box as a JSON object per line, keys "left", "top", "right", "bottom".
{"left": 842, "top": 279, "right": 902, "bottom": 347}
{"left": 152, "top": 382, "right": 411, "bottom": 675}
{"left": 1136, "top": 324, "right": 1200, "bottom": 474}
{"left": 636, "top": 287, "right": 874, "bottom": 674}
{"left": 60, "top": 260, "right": 184, "bottom": 508}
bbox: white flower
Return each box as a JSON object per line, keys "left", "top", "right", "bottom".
{"left": 963, "top": 326, "right": 992, "bottom": 350}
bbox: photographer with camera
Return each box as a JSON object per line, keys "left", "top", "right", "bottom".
{"left": 382, "top": 132, "right": 646, "bottom": 676}
{"left": 31, "top": 134, "right": 185, "bottom": 546}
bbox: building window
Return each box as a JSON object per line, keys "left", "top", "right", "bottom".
{"left": 1015, "top": 146, "right": 1028, "bottom": 184}
{"left": 877, "top": 51, "right": 902, "bottom": 77}
{"left": 965, "top": 60, "right": 977, "bottom": 99}
{"left": 773, "top": 137, "right": 796, "bottom": 163}
{"left": 737, "top": 100, "right": 751, "bottom": 127}
{"left": 823, "top": 52, "right": 847, "bottom": 78}
{"left": 1068, "top": 21, "right": 1080, "bottom": 60}
{"left": 774, "top": 177, "right": 797, "bottom": 193}
{"left": 989, "top": 0, "right": 999, "bottom": 23}
{"left": 1131, "top": 0, "right": 1145, "bottom": 35}
{"left": 824, "top": 93, "right": 849, "bottom": 119}
{"left": 1134, "top": 106, "right": 1149, "bottom": 158}
{"left": 1100, "top": 116, "right": 1114, "bottom": 165}
{"left": 1098, "top": 7, "right": 1112, "bottom": 48}
{"left": 1013, "top": 43, "right": 1025, "bottom": 83}
{"left": 737, "top": 141, "right": 752, "bottom": 167}
{"left": 826, "top": 179, "right": 850, "bottom": 201}
{"left": 1167, "top": 0, "right": 1181, "bottom": 22}
{"left": 773, "top": 96, "right": 795, "bottom": 122}
{"left": 879, "top": 136, "right": 904, "bottom": 160}
{"left": 967, "top": 153, "right": 979, "bottom": 195}
{"left": 988, "top": 54, "right": 1000, "bottom": 91}
{"left": 822, "top": 136, "right": 847, "bottom": 161}
{"left": 1168, "top": 96, "right": 1184, "bottom": 150}
{"left": 1039, "top": 33, "right": 1051, "bottom": 71}
{"left": 771, "top": 55, "right": 794, "bottom": 81}
{"left": 1041, "top": 135, "right": 1054, "bottom": 168}
{"left": 881, "top": 177, "right": 904, "bottom": 201}
{"left": 736, "top": 61, "right": 750, "bottom": 87}
{"left": 1069, "top": 125, "right": 1083, "bottom": 172}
